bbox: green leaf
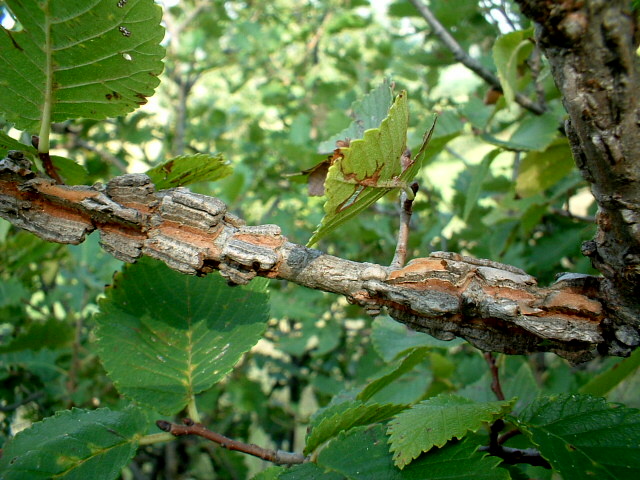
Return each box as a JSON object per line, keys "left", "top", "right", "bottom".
{"left": 462, "top": 149, "right": 499, "bottom": 222}
{"left": 146, "top": 153, "right": 232, "bottom": 189}
{"left": 0, "top": 406, "right": 147, "bottom": 480}
{"left": 358, "top": 347, "right": 430, "bottom": 402}
{"left": 579, "top": 349, "right": 640, "bottom": 397}
{"left": 516, "top": 139, "right": 575, "bottom": 197}
{"left": 387, "top": 394, "right": 514, "bottom": 469}
{"left": 308, "top": 90, "right": 435, "bottom": 246}
{"left": 317, "top": 424, "right": 509, "bottom": 480}
{"left": 493, "top": 28, "right": 534, "bottom": 107}
{"left": 0, "top": 0, "right": 165, "bottom": 133}
{"left": 279, "top": 463, "right": 346, "bottom": 479}
{"left": 94, "top": 257, "right": 269, "bottom": 414}
{"left": 0, "top": 131, "right": 36, "bottom": 156}
{"left": 371, "top": 316, "right": 463, "bottom": 362}
{"left": 51, "top": 155, "right": 89, "bottom": 185}
{"left": 508, "top": 112, "right": 561, "bottom": 152}
{"left": 305, "top": 400, "right": 408, "bottom": 454}
{"left": 516, "top": 394, "right": 640, "bottom": 479}
{"left": 317, "top": 79, "right": 393, "bottom": 153}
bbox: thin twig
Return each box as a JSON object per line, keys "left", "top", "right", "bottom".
{"left": 484, "top": 352, "right": 505, "bottom": 401}
{"left": 156, "top": 419, "right": 307, "bottom": 465}
{"left": 0, "top": 391, "right": 44, "bottom": 412}
{"left": 408, "top": 0, "right": 545, "bottom": 115}
{"left": 551, "top": 207, "right": 595, "bottom": 223}
{"left": 391, "top": 182, "right": 419, "bottom": 269}
{"left": 479, "top": 444, "right": 552, "bottom": 468}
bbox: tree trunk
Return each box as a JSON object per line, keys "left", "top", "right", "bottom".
{"left": 515, "top": 0, "right": 640, "bottom": 356}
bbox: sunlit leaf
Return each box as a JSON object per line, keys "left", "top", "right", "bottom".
{"left": 516, "top": 138, "right": 574, "bottom": 197}
{"left": 0, "top": 0, "right": 165, "bottom": 133}
{"left": 146, "top": 153, "right": 232, "bottom": 189}
{"left": 308, "top": 89, "right": 436, "bottom": 246}
{"left": 493, "top": 28, "right": 534, "bottom": 107}
{"left": 317, "top": 78, "right": 393, "bottom": 154}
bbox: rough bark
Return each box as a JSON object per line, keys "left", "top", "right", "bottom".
{"left": 514, "top": 0, "right": 640, "bottom": 355}
{"left": 0, "top": 154, "right": 617, "bottom": 362}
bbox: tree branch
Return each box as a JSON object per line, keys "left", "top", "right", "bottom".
{"left": 408, "top": 0, "right": 546, "bottom": 115}
{"left": 156, "top": 419, "right": 306, "bottom": 465}
{"left": 1, "top": 154, "right": 631, "bottom": 361}
{"left": 514, "top": 0, "right": 640, "bottom": 356}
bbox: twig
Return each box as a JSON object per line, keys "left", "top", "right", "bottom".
{"left": 0, "top": 391, "right": 44, "bottom": 412}
{"left": 408, "top": 0, "right": 545, "bottom": 115}
{"left": 479, "top": 444, "right": 552, "bottom": 468}
{"left": 156, "top": 419, "right": 307, "bottom": 465}
{"left": 391, "top": 182, "right": 419, "bottom": 270}
{"left": 551, "top": 207, "right": 595, "bottom": 224}
{"left": 484, "top": 352, "right": 505, "bottom": 401}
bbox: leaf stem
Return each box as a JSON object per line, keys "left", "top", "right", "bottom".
{"left": 39, "top": 5, "right": 53, "bottom": 155}
{"left": 138, "top": 432, "right": 176, "bottom": 446}
{"left": 187, "top": 396, "right": 201, "bottom": 423}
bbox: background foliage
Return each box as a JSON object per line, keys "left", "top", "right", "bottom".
{"left": 1, "top": 1, "right": 639, "bottom": 479}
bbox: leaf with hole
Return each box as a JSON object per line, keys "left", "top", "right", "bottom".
{"left": 146, "top": 153, "right": 232, "bottom": 189}
{"left": 0, "top": 0, "right": 165, "bottom": 133}
{"left": 308, "top": 86, "right": 436, "bottom": 246}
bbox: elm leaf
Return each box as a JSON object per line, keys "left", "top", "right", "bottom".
{"left": 308, "top": 89, "right": 436, "bottom": 246}
{"left": 0, "top": 0, "right": 165, "bottom": 133}
{"left": 0, "top": 406, "right": 147, "bottom": 480}
{"left": 94, "top": 258, "right": 269, "bottom": 414}
{"left": 387, "top": 394, "right": 514, "bottom": 469}
{"left": 146, "top": 153, "right": 232, "bottom": 189}
{"left": 516, "top": 394, "right": 640, "bottom": 479}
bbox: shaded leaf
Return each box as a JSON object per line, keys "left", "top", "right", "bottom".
{"left": 0, "top": 0, "right": 165, "bottom": 132}
{"left": 0, "top": 406, "right": 147, "bottom": 480}
{"left": 517, "top": 394, "right": 640, "bottom": 479}
{"left": 462, "top": 149, "right": 499, "bottom": 222}
{"left": 279, "top": 463, "right": 346, "bottom": 479}
{"left": 371, "top": 316, "right": 463, "bottom": 362}
{"left": 317, "top": 424, "right": 509, "bottom": 479}
{"left": 146, "top": 153, "right": 232, "bottom": 189}
{"left": 579, "top": 349, "right": 640, "bottom": 397}
{"left": 387, "top": 394, "right": 514, "bottom": 469}
{"left": 305, "top": 400, "right": 408, "bottom": 454}
{"left": 94, "top": 258, "right": 269, "bottom": 414}
{"left": 358, "top": 347, "right": 430, "bottom": 402}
